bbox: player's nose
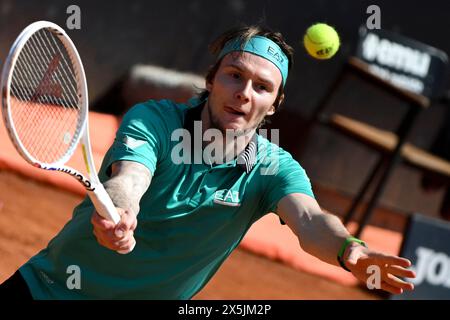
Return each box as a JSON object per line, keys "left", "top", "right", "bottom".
{"left": 235, "top": 81, "right": 251, "bottom": 102}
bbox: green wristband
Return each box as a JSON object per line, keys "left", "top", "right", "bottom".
{"left": 337, "top": 237, "right": 367, "bottom": 272}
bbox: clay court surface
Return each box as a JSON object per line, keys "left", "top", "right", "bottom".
{"left": 0, "top": 170, "right": 380, "bottom": 299}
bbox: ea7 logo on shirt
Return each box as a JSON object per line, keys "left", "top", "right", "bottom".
{"left": 214, "top": 189, "right": 241, "bottom": 207}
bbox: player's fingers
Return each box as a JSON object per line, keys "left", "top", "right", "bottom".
{"left": 114, "top": 225, "right": 126, "bottom": 238}
{"left": 131, "top": 214, "right": 138, "bottom": 231}
{"left": 387, "top": 265, "right": 416, "bottom": 279}
{"left": 122, "top": 210, "right": 137, "bottom": 231}
{"left": 115, "top": 210, "right": 137, "bottom": 237}
{"left": 114, "top": 230, "right": 134, "bottom": 248}
{"left": 91, "top": 211, "right": 115, "bottom": 230}
{"left": 117, "top": 234, "right": 136, "bottom": 252}
{"left": 384, "top": 273, "right": 414, "bottom": 291}
{"left": 380, "top": 281, "right": 403, "bottom": 295}
{"left": 376, "top": 254, "right": 412, "bottom": 268}
{"left": 93, "top": 223, "right": 134, "bottom": 252}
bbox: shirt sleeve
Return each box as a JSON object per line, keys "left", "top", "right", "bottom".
{"left": 105, "top": 102, "right": 169, "bottom": 176}
{"left": 261, "top": 149, "right": 315, "bottom": 216}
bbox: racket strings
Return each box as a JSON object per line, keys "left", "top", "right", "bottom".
{"left": 12, "top": 38, "right": 76, "bottom": 163}
{"left": 12, "top": 43, "right": 71, "bottom": 150}
{"left": 24, "top": 33, "right": 77, "bottom": 157}
{"left": 9, "top": 28, "right": 83, "bottom": 164}
{"left": 36, "top": 30, "right": 79, "bottom": 105}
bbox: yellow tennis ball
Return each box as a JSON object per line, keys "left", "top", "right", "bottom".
{"left": 303, "top": 23, "right": 340, "bottom": 59}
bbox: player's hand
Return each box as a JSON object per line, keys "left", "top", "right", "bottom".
{"left": 91, "top": 207, "right": 137, "bottom": 253}
{"left": 344, "top": 243, "right": 416, "bottom": 294}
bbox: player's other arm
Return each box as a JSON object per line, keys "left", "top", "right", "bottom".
{"left": 277, "top": 193, "right": 415, "bottom": 294}
{"left": 91, "top": 160, "right": 152, "bottom": 252}
{"left": 277, "top": 193, "right": 350, "bottom": 266}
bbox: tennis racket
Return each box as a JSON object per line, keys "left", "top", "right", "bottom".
{"left": 1, "top": 21, "right": 133, "bottom": 254}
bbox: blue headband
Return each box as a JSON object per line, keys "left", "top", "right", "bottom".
{"left": 217, "top": 35, "right": 289, "bottom": 86}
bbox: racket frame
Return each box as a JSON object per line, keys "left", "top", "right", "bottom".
{"left": 0, "top": 21, "right": 125, "bottom": 230}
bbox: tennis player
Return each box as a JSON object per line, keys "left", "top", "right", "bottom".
{"left": 0, "top": 25, "right": 415, "bottom": 299}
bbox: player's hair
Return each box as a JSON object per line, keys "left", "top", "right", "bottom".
{"left": 198, "top": 25, "right": 294, "bottom": 127}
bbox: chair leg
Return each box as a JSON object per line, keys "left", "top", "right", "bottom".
{"left": 354, "top": 104, "right": 422, "bottom": 237}
{"left": 354, "top": 155, "right": 404, "bottom": 237}
{"left": 343, "top": 156, "right": 387, "bottom": 225}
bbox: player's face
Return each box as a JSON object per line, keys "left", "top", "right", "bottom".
{"left": 204, "top": 52, "right": 282, "bottom": 135}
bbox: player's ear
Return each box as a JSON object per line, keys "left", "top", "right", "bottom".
{"left": 268, "top": 93, "right": 284, "bottom": 116}
{"left": 277, "top": 93, "right": 284, "bottom": 108}
{"left": 206, "top": 79, "right": 213, "bottom": 92}
{"left": 266, "top": 105, "right": 276, "bottom": 116}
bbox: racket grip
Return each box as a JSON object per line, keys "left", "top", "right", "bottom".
{"left": 88, "top": 183, "right": 121, "bottom": 224}
{"left": 88, "top": 184, "right": 135, "bottom": 254}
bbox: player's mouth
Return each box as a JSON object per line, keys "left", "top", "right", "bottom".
{"left": 224, "top": 106, "right": 246, "bottom": 117}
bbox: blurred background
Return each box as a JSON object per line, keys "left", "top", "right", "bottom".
{"left": 1, "top": 0, "right": 449, "bottom": 216}
{"left": 1, "top": 0, "right": 450, "bottom": 299}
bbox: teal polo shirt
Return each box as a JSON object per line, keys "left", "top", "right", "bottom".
{"left": 19, "top": 98, "right": 314, "bottom": 299}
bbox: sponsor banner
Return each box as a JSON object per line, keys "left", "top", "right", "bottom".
{"left": 356, "top": 27, "right": 448, "bottom": 99}
{"left": 392, "top": 213, "right": 450, "bottom": 299}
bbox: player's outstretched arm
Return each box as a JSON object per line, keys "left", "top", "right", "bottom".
{"left": 91, "top": 161, "right": 152, "bottom": 252}
{"left": 277, "top": 193, "right": 415, "bottom": 294}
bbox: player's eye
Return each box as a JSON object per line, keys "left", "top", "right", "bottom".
{"left": 230, "top": 72, "right": 241, "bottom": 79}
{"left": 257, "top": 84, "right": 267, "bottom": 91}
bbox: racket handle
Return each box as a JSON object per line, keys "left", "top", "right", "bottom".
{"left": 89, "top": 184, "right": 121, "bottom": 224}
{"left": 88, "top": 184, "right": 135, "bottom": 254}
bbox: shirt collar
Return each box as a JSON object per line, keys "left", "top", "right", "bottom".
{"left": 183, "top": 99, "right": 258, "bottom": 173}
